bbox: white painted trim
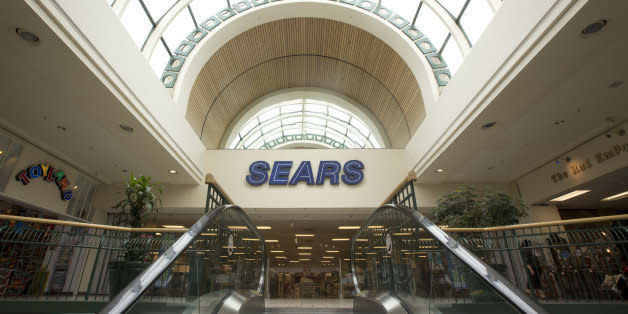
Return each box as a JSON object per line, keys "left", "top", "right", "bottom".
{"left": 172, "top": 0, "right": 439, "bottom": 118}
{"left": 111, "top": 0, "right": 131, "bottom": 17}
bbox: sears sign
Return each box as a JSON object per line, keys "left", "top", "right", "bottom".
{"left": 246, "top": 160, "right": 364, "bottom": 186}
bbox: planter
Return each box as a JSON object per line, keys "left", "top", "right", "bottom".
{"left": 108, "top": 261, "right": 149, "bottom": 298}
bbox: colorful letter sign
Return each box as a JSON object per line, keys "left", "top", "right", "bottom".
{"left": 15, "top": 163, "right": 73, "bottom": 200}
{"left": 246, "top": 160, "right": 364, "bottom": 186}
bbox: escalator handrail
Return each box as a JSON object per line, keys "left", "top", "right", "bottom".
{"left": 99, "top": 204, "right": 266, "bottom": 314}
{"left": 350, "top": 204, "right": 547, "bottom": 314}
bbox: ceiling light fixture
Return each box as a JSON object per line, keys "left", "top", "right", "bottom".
{"left": 0, "top": 150, "right": 3, "bottom": 155}
{"left": 298, "top": 252, "right": 311, "bottom": 256}
{"left": 581, "top": 19, "right": 607, "bottom": 35}
{"left": 162, "top": 225, "right": 185, "bottom": 229}
{"left": 322, "top": 256, "right": 335, "bottom": 259}
{"left": 270, "top": 250, "right": 284, "bottom": 253}
{"left": 56, "top": 125, "right": 67, "bottom": 131}
{"left": 295, "top": 234, "right": 314, "bottom": 237}
{"left": 299, "top": 258, "right": 311, "bottom": 261}
{"left": 275, "top": 256, "right": 287, "bottom": 259}
{"left": 356, "top": 238, "right": 368, "bottom": 242}
{"left": 331, "top": 238, "right": 350, "bottom": 241}
{"left": 325, "top": 250, "right": 340, "bottom": 253}
{"left": 435, "top": 169, "right": 445, "bottom": 173}
{"left": 481, "top": 122, "right": 496, "bottom": 129}
{"left": 338, "top": 226, "right": 360, "bottom": 230}
{"left": 257, "top": 226, "right": 271, "bottom": 230}
{"left": 265, "top": 239, "right": 279, "bottom": 243}
{"left": 228, "top": 226, "right": 247, "bottom": 230}
{"left": 119, "top": 124, "right": 134, "bottom": 132}
{"left": 73, "top": 185, "right": 79, "bottom": 190}
{"left": 367, "top": 225, "right": 384, "bottom": 229}
{"left": 168, "top": 169, "right": 177, "bottom": 174}
{"left": 549, "top": 190, "right": 591, "bottom": 202}
{"left": 601, "top": 191, "right": 628, "bottom": 202}
{"left": 15, "top": 28, "right": 39, "bottom": 44}
{"left": 297, "top": 246, "right": 312, "bottom": 250}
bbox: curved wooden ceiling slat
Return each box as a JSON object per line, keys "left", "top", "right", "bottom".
{"left": 186, "top": 18, "right": 425, "bottom": 148}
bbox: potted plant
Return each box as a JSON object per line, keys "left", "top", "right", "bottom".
{"left": 108, "top": 174, "right": 162, "bottom": 297}
{"left": 431, "top": 185, "right": 526, "bottom": 301}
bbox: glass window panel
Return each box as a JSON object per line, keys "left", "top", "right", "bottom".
{"left": 282, "top": 116, "right": 302, "bottom": 126}
{"left": 266, "top": 132, "right": 282, "bottom": 142}
{"left": 369, "top": 134, "right": 381, "bottom": 148}
{"left": 327, "top": 121, "right": 347, "bottom": 135}
{"left": 326, "top": 133, "right": 345, "bottom": 145}
{"left": 305, "top": 99, "right": 328, "bottom": 106}
{"left": 441, "top": 39, "right": 463, "bottom": 75}
{"left": 380, "top": 0, "right": 420, "bottom": 22}
{"left": 120, "top": 0, "right": 153, "bottom": 49}
{"left": 304, "top": 103, "right": 326, "bottom": 113}
{"left": 259, "top": 108, "right": 279, "bottom": 122}
{"left": 240, "top": 119, "right": 258, "bottom": 137}
{"left": 438, "top": 0, "right": 467, "bottom": 17}
{"left": 243, "top": 131, "right": 260, "bottom": 148}
{"left": 460, "top": 0, "right": 493, "bottom": 44}
{"left": 262, "top": 121, "right": 281, "bottom": 134}
{"left": 251, "top": 139, "right": 265, "bottom": 149}
{"left": 162, "top": 6, "right": 195, "bottom": 50}
{"left": 306, "top": 128, "right": 324, "bottom": 136}
{"left": 228, "top": 136, "right": 240, "bottom": 149}
{"left": 190, "top": 0, "right": 228, "bottom": 25}
{"left": 143, "top": 0, "right": 177, "bottom": 22}
{"left": 281, "top": 103, "right": 302, "bottom": 114}
{"left": 149, "top": 41, "right": 170, "bottom": 76}
{"left": 416, "top": 5, "right": 449, "bottom": 49}
{"left": 284, "top": 128, "right": 301, "bottom": 136}
{"left": 328, "top": 107, "right": 350, "bottom": 122}
{"left": 347, "top": 132, "right": 365, "bottom": 147}
{"left": 351, "top": 119, "right": 370, "bottom": 137}
{"left": 305, "top": 116, "right": 326, "bottom": 126}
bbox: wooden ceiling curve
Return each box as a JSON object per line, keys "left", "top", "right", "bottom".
{"left": 186, "top": 18, "right": 425, "bottom": 148}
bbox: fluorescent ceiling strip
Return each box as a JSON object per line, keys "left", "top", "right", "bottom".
{"left": 601, "top": 190, "right": 628, "bottom": 201}
{"left": 549, "top": 190, "right": 591, "bottom": 202}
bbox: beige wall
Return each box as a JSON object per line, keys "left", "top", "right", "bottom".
{"left": 2, "top": 136, "right": 85, "bottom": 215}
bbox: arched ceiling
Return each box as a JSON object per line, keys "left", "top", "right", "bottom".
{"left": 186, "top": 18, "right": 425, "bottom": 148}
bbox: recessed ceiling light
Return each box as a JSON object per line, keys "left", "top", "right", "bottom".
{"left": 601, "top": 191, "right": 628, "bottom": 202}
{"left": 265, "top": 239, "right": 279, "bottom": 243}
{"left": 168, "top": 169, "right": 177, "bottom": 174}
{"left": 295, "top": 234, "right": 314, "bottom": 237}
{"left": 56, "top": 125, "right": 67, "bottom": 131}
{"left": 298, "top": 258, "right": 311, "bottom": 261}
{"left": 120, "top": 124, "right": 134, "bottom": 132}
{"left": 297, "top": 246, "right": 312, "bottom": 250}
{"left": 15, "top": 28, "right": 39, "bottom": 44}
{"left": 325, "top": 250, "right": 340, "bottom": 253}
{"left": 162, "top": 225, "right": 185, "bottom": 229}
{"left": 549, "top": 190, "right": 591, "bottom": 202}
{"left": 257, "top": 226, "right": 271, "bottom": 230}
{"left": 73, "top": 185, "right": 79, "bottom": 190}
{"left": 608, "top": 81, "right": 624, "bottom": 89}
{"left": 275, "top": 256, "right": 287, "bottom": 259}
{"left": 481, "top": 122, "right": 496, "bottom": 129}
{"left": 338, "top": 226, "right": 360, "bottom": 230}
{"left": 581, "top": 19, "right": 607, "bottom": 35}
{"left": 270, "top": 250, "right": 284, "bottom": 253}
{"left": 435, "top": 169, "right": 445, "bottom": 173}
{"left": 367, "top": 225, "right": 384, "bottom": 229}
{"left": 298, "top": 252, "right": 311, "bottom": 256}
{"left": 331, "top": 238, "right": 350, "bottom": 241}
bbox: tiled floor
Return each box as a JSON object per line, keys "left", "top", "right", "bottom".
{"left": 264, "top": 298, "right": 354, "bottom": 313}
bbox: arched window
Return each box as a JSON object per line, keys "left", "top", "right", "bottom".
{"left": 224, "top": 90, "right": 387, "bottom": 149}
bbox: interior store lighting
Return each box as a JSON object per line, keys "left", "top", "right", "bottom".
{"left": 297, "top": 246, "right": 312, "bottom": 250}
{"left": 270, "top": 250, "right": 284, "bottom": 253}
{"left": 332, "top": 238, "right": 350, "bottom": 241}
{"left": 367, "top": 225, "right": 384, "bottom": 229}
{"left": 601, "top": 190, "right": 628, "bottom": 201}
{"left": 338, "top": 226, "right": 360, "bottom": 230}
{"left": 325, "top": 250, "right": 340, "bottom": 253}
{"left": 257, "top": 226, "right": 272, "bottom": 230}
{"left": 298, "top": 252, "right": 311, "bottom": 256}
{"left": 295, "top": 234, "right": 315, "bottom": 237}
{"left": 265, "top": 239, "right": 279, "bottom": 243}
{"left": 549, "top": 190, "right": 591, "bottom": 202}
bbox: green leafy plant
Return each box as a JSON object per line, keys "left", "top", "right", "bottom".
{"left": 113, "top": 174, "right": 163, "bottom": 261}
{"left": 431, "top": 185, "right": 526, "bottom": 228}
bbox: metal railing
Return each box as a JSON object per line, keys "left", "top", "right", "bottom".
{"left": 352, "top": 204, "right": 547, "bottom": 313}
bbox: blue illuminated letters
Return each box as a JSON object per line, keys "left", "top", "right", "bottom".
{"left": 246, "top": 160, "right": 364, "bottom": 186}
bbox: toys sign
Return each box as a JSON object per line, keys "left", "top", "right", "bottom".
{"left": 15, "top": 163, "right": 73, "bottom": 201}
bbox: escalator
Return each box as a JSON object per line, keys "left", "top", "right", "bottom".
{"left": 351, "top": 204, "right": 547, "bottom": 314}
{"left": 100, "top": 204, "right": 546, "bottom": 313}
{"left": 99, "top": 205, "right": 266, "bottom": 314}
